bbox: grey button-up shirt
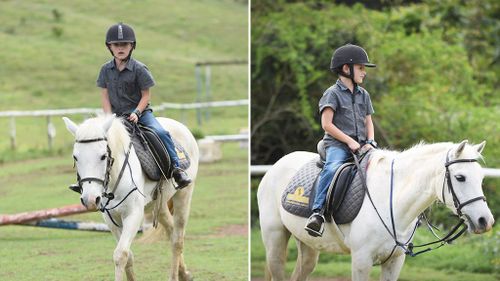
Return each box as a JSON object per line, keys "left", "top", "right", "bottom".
{"left": 318, "top": 79, "right": 374, "bottom": 149}
{"left": 96, "top": 58, "right": 155, "bottom": 114}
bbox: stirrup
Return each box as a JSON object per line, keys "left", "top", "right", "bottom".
{"left": 304, "top": 213, "right": 325, "bottom": 237}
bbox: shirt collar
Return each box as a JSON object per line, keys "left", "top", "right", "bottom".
{"left": 336, "top": 79, "right": 361, "bottom": 94}
{"left": 110, "top": 58, "right": 135, "bottom": 71}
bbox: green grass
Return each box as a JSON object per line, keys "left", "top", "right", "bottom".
{"left": 0, "top": 0, "right": 248, "bottom": 155}
{"left": 0, "top": 0, "right": 247, "bottom": 109}
{"left": 251, "top": 226, "right": 500, "bottom": 280}
{"left": 0, "top": 142, "right": 248, "bottom": 280}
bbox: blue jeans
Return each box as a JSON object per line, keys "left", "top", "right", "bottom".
{"left": 138, "top": 111, "right": 180, "bottom": 168}
{"left": 312, "top": 146, "right": 350, "bottom": 212}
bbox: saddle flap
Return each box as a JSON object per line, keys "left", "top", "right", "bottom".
{"left": 124, "top": 121, "right": 191, "bottom": 182}
{"left": 139, "top": 125, "right": 172, "bottom": 177}
{"left": 325, "top": 163, "right": 356, "bottom": 219}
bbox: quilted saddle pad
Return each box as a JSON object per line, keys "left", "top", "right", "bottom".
{"left": 281, "top": 152, "right": 371, "bottom": 224}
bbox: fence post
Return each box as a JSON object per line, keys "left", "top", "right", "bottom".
{"left": 9, "top": 116, "right": 16, "bottom": 150}
{"left": 205, "top": 65, "right": 211, "bottom": 121}
{"left": 195, "top": 64, "right": 203, "bottom": 125}
{"left": 47, "top": 115, "right": 56, "bottom": 150}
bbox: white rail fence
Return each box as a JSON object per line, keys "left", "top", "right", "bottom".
{"left": 0, "top": 99, "right": 248, "bottom": 150}
{"left": 251, "top": 165, "right": 500, "bottom": 178}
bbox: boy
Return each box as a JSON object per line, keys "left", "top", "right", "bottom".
{"left": 305, "top": 44, "right": 377, "bottom": 237}
{"left": 97, "top": 22, "right": 191, "bottom": 189}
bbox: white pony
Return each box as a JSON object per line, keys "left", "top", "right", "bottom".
{"left": 63, "top": 115, "right": 198, "bottom": 281}
{"left": 258, "top": 140, "right": 494, "bottom": 281}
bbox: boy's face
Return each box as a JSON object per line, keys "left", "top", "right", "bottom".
{"left": 343, "top": 64, "right": 367, "bottom": 84}
{"left": 109, "top": 42, "right": 133, "bottom": 60}
{"left": 352, "top": 64, "right": 366, "bottom": 84}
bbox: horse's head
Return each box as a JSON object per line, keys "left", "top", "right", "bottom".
{"left": 63, "top": 115, "right": 115, "bottom": 211}
{"left": 439, "top": 140, "right": 494, "bottom": 234}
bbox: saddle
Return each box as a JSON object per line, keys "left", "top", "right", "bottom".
{"left": 124, "top": 121, "right": 190, "bottom": 181}
{"left": 281, "top": 141, "right": 370, "bottom": 224}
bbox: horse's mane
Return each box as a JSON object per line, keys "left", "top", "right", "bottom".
{"left": 370, "top": 141, "right": 483, "bottom": 175}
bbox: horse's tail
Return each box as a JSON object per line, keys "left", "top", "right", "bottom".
{"left": 137, "top": 199, "right": 174, "bottom": 243}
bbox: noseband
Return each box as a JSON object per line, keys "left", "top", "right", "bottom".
{"left": 442, "top": 152, "right": 486, "bottom": 217}
{"left": 75, "top": 137, "right": 114, "bottom": 194}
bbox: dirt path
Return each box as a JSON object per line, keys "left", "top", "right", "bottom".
{"left": 251, "top": 277, "right": 350, "bottom": 281}
{"left": 215, "top": 224, "right": 248, "bottom": 237}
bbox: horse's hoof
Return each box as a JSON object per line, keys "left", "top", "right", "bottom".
{"left": 181, "top": 271, "right": 193, "bottom": 281}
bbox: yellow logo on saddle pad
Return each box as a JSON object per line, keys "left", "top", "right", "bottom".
{"left": 176, "top": 147, "right": 186, "bottom": 160}
{"left": 286, "top": 186, "right": 309, "bottom": 206}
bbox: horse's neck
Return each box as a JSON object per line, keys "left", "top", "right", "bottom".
{"left": 391, "top": 148, "right": 447, "bottom": 232}
{"left": 107, "top": 124, "right": 138, "bottom": 195}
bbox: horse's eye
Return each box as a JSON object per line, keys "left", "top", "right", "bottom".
{"left": 100, "top": 154, "right": 106, "bottom": 161}
{"left": 455, "top": 175, "right": 466, "bottom": 182}
{"left": 73, "top": 155, "right": 78, "bottom": 162}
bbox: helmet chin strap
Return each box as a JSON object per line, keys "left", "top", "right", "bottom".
{"left": 106, "top": 43, "right": 135, "bottom": 64}
{"left": 339, "top": 64, "right": 357, "bottom": 91}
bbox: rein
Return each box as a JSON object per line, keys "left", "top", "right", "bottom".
{"left": 353, "top": 148, "right": 483, "bottom": 264}
{"left": 74, "top": 133, "right": 144, "bottom": 228}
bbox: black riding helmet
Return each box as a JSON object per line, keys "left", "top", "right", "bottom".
{"left": 105, "top": 23, "right": 136, "bottom": 59}
{"left": 330, "top": 44, "right": 376, "bottom": 86}
{"left": 330, "top": 44, "right": 376, "bottom": 70}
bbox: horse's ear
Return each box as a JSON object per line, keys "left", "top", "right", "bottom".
{"left": 62, "top": 117, "right": 78, "bottom": 136}
{"left": 474, "top": 141, "right": 486, "bottom": 154}
{"left": 102, "top": 114, "right": 115, "bottom": 134}
{"left": 454, "top": 140, "right": 468, "bottom": 157}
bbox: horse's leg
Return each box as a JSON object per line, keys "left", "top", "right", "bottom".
{"left": 112, "top": 211, "right": 143, "bottom": 281}
{"left": 351, "top": 251, "right": 374, "bottom": 281}
{"left": 170, "top": 189, "right": 193, "bottom": 281}
{"left": 124, "top": 250, "right": 136, "bottom": 281}
{"left": 290, "top": 238, "right": 320, "bottom": 281}
{"left": 110, "top": 225, "right": 137, "bottom": 281}
{"left": 261, "top": 222, "right": 291, "bottom": 281}
{"left": 158, "top": 199, "right": 174, "bottom": 239}
{"left": 380, "top": 254, "right": 405, "bottom": 281}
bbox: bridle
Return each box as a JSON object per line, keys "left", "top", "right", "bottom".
{"left": 75, "top": 137, "right": 114, "bottom": 193}
{"left": 442, "top": 153, "right": 486, "bottom": 217}
{"left": 353, "top": 148, "right": 486, "bottom": 264}
{"left": 74, "top": 136, "right": 142, "bottom": 227}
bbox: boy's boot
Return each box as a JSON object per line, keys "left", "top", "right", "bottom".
{"left": 305, "top": 212, "right": 325, "bottom": 237}
{"left": 173, "top": 167, "right": 192, "bottom": 189}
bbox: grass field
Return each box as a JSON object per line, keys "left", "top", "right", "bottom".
{"left": 0, "top": 0, "right": 248, "bottom": 157}
{"left": 0, "top": 0, "right": 247, "bottom": 109}
{"left": 0, "top": 142, "right": 248, "bottom": 280}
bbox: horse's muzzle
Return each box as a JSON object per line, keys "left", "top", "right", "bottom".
{"left": 81, "top": 195, "right": 101, "bottom": 211}
{"left": 467, "top": 214, "right": 494, "bottom": 234}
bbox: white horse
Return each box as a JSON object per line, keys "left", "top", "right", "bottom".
{"left": 258, "top": 140, "right": 494, "bottom": 281}
{"left": 63, "top": 115, "right": 199, "bottom": 281}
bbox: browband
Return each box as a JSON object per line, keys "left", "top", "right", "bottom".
{"left": 76, "top": 138, "right": 107, "bottom": 143}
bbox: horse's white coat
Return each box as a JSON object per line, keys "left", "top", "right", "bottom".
{"left": 258, "top": 141, "right": 494, "bottom": 281}
{"left": 63, "top": 115, "right": 198, "bottom": 281}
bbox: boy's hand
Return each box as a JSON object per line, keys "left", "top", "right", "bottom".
{"left": 128, "top": 113, "right": 139, "bottom": 123}
{"left": 360, "top": 144, "right": 373, "bottom": 154}
{"left": 347, "top": 140, "right": 361, "bottom": 152}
